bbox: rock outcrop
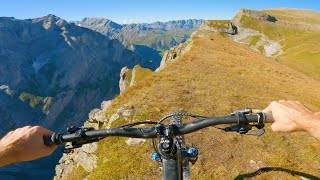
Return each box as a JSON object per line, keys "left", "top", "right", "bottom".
{"left": 0, "top": 85, "right": 13, "bottom": 96}
{"left": 156, "top": 39, "right": 194, "bottom": 71}
{"left": 119, "top": 65, "right": 153, "bottom": 92}
{"left": 125, "top": 138, "right": 146, "bottom": 145}
{"left": 199, "top": 20, "right": 237, "bottom": 35}
{"left": 232, "top": 8, "right": 278, "bottom": 25}
{"left": 54, "top": 102, "right": 137, "bottom": 179}
{"left": 230, "top": 27, "right": 282, "bottom": 57}
{"left": 54, "top": 143, "right": 98, "bottom": 180}
{"left": 119, "top": 67, "right": 130, "bottom": 93}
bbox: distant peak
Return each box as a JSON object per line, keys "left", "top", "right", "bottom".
{"left": 82, "top": 17, "right": 111, "bottom": 21}
{"left": 76, "top": 17, "right": 122, "bottom": 29}
{"left": 32, "top": 14, "right": 68, "bottom": 29}
{"left": 46, "top": 14, "right": 59, "bottom": 18}
{"left": 32, "top": 14, "right": 61, "bottom": 22}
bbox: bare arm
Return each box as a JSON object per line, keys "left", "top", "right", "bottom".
{"left": 0, "top": 126, "right": 57, "bottom": 167}
{"left": 264, "top": 100, "right": 320, "bottom": 140}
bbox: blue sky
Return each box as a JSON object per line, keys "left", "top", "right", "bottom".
{"left": 1, "top": 0, "right": 319, "bottom": 24}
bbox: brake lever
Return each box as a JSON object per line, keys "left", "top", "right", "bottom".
{"left": 62, "top": 126, "right": 101, "bottom": 153}
{"left": 222, "top": 124, "right": 265, "bottom": 136}
{"left": 222, "top": 108, "right": 266, "bottom": 136}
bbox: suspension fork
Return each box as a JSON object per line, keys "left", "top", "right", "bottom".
{"left": 155, "top": 114, "right": 197, "bottom": 180}
{"left": 162, "top": 114, "right": 189, "bottom": 180}
{"left": 162, "top": 149, "right": 182, "bottom": 180}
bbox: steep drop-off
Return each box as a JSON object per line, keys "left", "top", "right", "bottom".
{"left": 0, "top": 14, "right": 155, "bottom": 180}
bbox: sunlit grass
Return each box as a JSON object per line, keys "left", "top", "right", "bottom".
{"left": 69, "top": 32, "right": 320, "bottom": 179}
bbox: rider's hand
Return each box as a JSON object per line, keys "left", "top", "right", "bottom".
{"left": 0, "top": 126, "right": 57, "bottom": 167}
{"left": 263, "top": 100, "right": 320, "bottom": 140}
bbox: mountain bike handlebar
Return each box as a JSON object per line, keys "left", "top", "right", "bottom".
{"left": 44, "top": 112, "right": 274, "bottom": 147}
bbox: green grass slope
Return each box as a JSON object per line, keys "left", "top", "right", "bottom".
{"left": 122, "top": 29, "right": 195, "bottom": 54}
{"left": 66, "top": 32, "right": 320, "bottom": 179}
{"left": 238, "top": 8, "right": 320, "bottom": 80}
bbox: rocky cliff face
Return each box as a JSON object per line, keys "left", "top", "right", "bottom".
{"left": 0, "top": 14, "right": 157, "bottom": 179}
{"left": 232, "top": 8, "right": 278, "bottom": 25}
{"left": 119, "top": 65, "right": 153, "bottom": 93}
{"left": 0, "top": 14, "right": 151, "bottom": 134}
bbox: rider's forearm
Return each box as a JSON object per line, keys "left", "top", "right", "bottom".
{"left": 299, "top": 113, "right": 320, "bottom": 140}
{"left": 0, "top": 144, "right": 15, "bottom": 167}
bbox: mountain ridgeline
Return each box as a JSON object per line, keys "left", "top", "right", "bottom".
{"left": 73, "top": 18, "right": 204, "bottom": 65}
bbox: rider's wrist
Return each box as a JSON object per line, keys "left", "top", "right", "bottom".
{"left": 300, "top": 113, "right": 320, "bottom": 140}
{"left": 0, "top": 143, "right": 15, "bottom": 167}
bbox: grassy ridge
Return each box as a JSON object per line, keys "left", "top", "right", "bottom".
{"left": 66, "top": 32, "right": 320, "bottom": 179}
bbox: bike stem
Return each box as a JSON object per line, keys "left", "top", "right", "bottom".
{"left": 156, "top": 124, "right": 182, "bottom": 180}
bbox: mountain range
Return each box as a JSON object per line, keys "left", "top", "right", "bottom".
{"left": 73, "top": 18, "right": 203, "bottom": 65}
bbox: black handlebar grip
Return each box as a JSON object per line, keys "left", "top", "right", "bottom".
{"left": 264, "top": 112, "right": 274, "bottom": 123}
{"left": 43, "top": 133, "right": 56, "bottom": 146}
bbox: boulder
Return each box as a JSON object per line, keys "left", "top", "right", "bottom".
{"left": 101, "top": 100, "right": 112, "bottom": 111}
{"left": 0, "top": 85, "right": 13, "bottom": 96}
{"left": 126, "top": 138, "right": 146, "bottom": 145}
{"left": 88, "top": 108, "right": 105, "bottom": 122}
{"left": 119, "top": 67, "right": 130, "bottom": 93}
{"left": 107, "top": 113, "right": 120, "bottom": 128}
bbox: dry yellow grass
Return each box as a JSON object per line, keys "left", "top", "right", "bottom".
{"left": 263, "top": 8, "right": 320, "bottom": 25}
{"left": 69, "top": 32, "right": 320, "bottom": 179}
